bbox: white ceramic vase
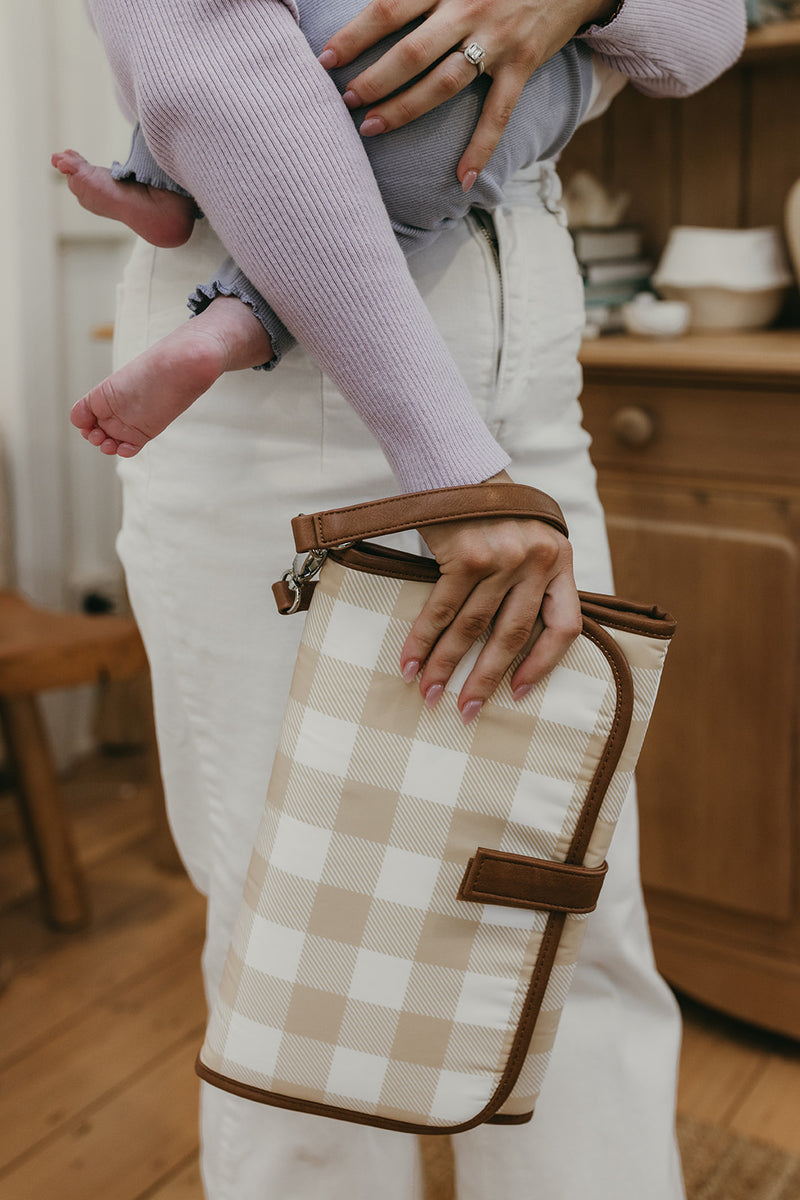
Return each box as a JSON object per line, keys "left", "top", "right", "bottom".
{"left": 786, "top": 179, "right": 800, "bottom": 286}
{"left": 653, "top": 225, "right": 793, "bottom": 331}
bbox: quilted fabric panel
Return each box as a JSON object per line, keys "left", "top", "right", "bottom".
{"left": 200, "top": 560, "right": 669, "bottom": 1127}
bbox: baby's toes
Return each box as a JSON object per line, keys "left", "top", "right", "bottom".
{"left": 51, "top": 148, "right": 88, "bottom": 177}
{"left": 71, "top": 394, "right": 98, "bottom": 431}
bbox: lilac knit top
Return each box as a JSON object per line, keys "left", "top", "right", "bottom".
{"left": 87, "top": 0, "right": 746, "bottom": 492}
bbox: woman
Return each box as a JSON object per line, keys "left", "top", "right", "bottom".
{"left": 95, "top": 1, "right": 746, "bottom": 1196}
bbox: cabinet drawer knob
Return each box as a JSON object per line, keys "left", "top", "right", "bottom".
{"left": 611, "top": 406, "right": 657, "bottom": 447}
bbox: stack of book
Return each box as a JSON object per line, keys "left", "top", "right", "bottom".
{"left": 571, "top": 225, "right": 653, "bottom": 335}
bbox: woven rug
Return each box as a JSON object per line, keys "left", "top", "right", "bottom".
{"left": 678, "top": 1116, "right": 800, "bottom": 1200}
{"left": 418, "top": 1118, "right": 800, "bottom": 1200}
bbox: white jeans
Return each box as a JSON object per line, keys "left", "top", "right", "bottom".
{"left": 114, "top": 165, "right": 685, "bottom": 1200}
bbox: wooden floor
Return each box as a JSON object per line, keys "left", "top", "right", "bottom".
{"left": 1, "top": 751, "right": 799, "bottom": 1200}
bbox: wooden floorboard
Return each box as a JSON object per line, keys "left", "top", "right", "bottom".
{"left": 138, "top": 1156, "right": 203, "bottom": 1200}
{"left": 729, "top": 1051, "right": 800, "bottom": 1154}
{"left": 1, "top": 750, "right": 799, "bottom": 1199}
{"left": 0, "top": 1038, "right": 201, "bottom": 1200}
{"left": 1, "top": 849, "right": 206, "bottom": 1073}
{"left": 0, "top": 945, "right": 204, "bottom": 1170}
{"left": 676, "top": 1000, "right": 771, "bottom": 1127}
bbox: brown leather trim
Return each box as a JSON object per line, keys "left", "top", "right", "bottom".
{"left": 195, "top": 1058, "right": 456, "bottom": 1135}
{"left": 291, "top": 483, "right": 569, "bottom": 551}
{"left": 487, "top": 1110, "right": 534, "bottom": 1125}
{"left": 207, "top": 589, "right": 642, "bottom": 1130}
{"left": 565, "top": 616, "right": 634, "bottom": 865}
{"left": 331, "top": 542, "right": 440, "bottom": 584}
{"left": 577, "top": 593, "right": 676, "bottom": 640}
{"left": 322, "top": 546, "right": 676, "bottom": 642}
{"left": 274, "top": 543, "right": 677, "bottom": 644}
{"left": 458, "top": 848, "right": 608, "bottom": 913}
{"left": 195, "top": 910, "right": 567, "bottom": 1136}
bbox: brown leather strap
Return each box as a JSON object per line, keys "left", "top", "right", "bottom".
{"left": 291, "top": 483, "right": 569, "bottom": 551}
{"left": 457, "top": 848, "right": 608, "bottom": 913}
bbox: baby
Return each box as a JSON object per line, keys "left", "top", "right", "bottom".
{"left": 57, "top": 1, "right": 624, "bottom": 460}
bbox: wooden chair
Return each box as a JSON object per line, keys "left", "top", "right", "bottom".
{"left": 0, "top": 588, "right": 162, "bottom": 929}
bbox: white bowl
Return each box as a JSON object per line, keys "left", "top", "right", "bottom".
{"left": 657, "top": 283, "right": 786, "bottom": 331}
{"left": 622, "top": 295, "right": 691, "bottom": 337}
{"left": 654, "top": 226, "right": 792, "bottom": 292}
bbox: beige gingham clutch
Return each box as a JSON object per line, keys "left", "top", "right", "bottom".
{"left": 196, "top": 484, "right": 675, "bottom": 1133}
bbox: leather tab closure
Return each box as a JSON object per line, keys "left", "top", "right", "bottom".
{"left": 272, "top": 578, "right": 317, "bottom": 615}
{"left": 292, "top": 483, "right": 569, "bottom": 551}
{"left": 457, "top": 848, "right": 608, "bottom": 914}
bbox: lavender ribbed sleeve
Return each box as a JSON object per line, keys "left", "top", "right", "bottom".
{"left": 87, "top": 0, "right": 510, "bottom": 493}
{"left": 581, "top": 0, "right": 747, "bottom": 97}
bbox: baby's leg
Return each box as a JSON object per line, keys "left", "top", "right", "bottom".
{"left": 51, "top": 146, "right": 195, "bottom": 248}
{"left": 71, "top": 297, "right": 272, "bottom": 455}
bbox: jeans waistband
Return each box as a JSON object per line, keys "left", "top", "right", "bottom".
{"left": 504, "top": 160, "right": 567, "bottom": 226}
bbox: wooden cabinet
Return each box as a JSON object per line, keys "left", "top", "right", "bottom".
{"left": 579, "top": 331, "right": 800, "bottom": 1038}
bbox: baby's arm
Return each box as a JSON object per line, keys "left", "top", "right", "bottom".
{"left": 86, "top": 0, "right": 509, "bottom": 493}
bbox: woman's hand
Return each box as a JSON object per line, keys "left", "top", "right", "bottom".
{"left": 401, "top": 473, "right": 582, "bottom": 722}
{"left": 320, "top": 0, "right": 619, "bottom": 188}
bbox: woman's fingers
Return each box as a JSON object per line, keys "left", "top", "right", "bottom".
{"left": 319, "top": 0, "right": 434, "bottom": 72}
{"left": 507, "top": 565, "right": 584, "bottom": 695}
{"left": 400, "top": 569, "right": 485, "bottom": 700}
{"left": 416, "top": 578, "right": 516, "bottom": 704}
{"left": 320, "top": 0, "right": 563, "bottom": 163}
{"left": 340, "top": 11, "right": 463, "bottom": 110}
{"left": 357, "top": 52, "right": 483, "bottom": 139}
{"left": 420, "top": 579, "right": 544, "bottom": 718}
{"left": 457, "top": 70, "right": 529, "bottom": 187}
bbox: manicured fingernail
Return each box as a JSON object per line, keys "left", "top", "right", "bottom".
{"left": 461, "top": 170, "right": 478, "bottom": 193}
{"left": 318, "top": 49, "right": 337, "bottom": 69}
{"left": 424, "top": 683, "right": 444, "bottom": 709}
{"left": 513, "top": 684, "right": 533, "bottom": 703}
{"left": 342, "top": 90, "right": 361, "bottom": 109}
{"left": 359, "top": 117, "right": 386, "bottom": 137}
{"left": 460, "top": 700, "right": 483, "bottom": 725}
{"left": 402, "top": 660, "right": 420, "bottom": 683}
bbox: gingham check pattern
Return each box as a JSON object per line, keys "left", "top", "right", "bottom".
{"left": 200, "top": 561, "right": 670, "bottom": 1127}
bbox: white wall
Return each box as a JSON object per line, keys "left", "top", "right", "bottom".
{"left": 1, "top": 0, "right": 136, "bottom": 758}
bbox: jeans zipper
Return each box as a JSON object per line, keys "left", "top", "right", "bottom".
{"left": 471, "top": 208, "right": 504, "bottom": 329}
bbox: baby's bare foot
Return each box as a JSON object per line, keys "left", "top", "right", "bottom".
{"left": 52, "top": 149, "right": 195, "bottom": 248}
{"left": 71, "top": 298, "right": 274, "bottom": 456}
